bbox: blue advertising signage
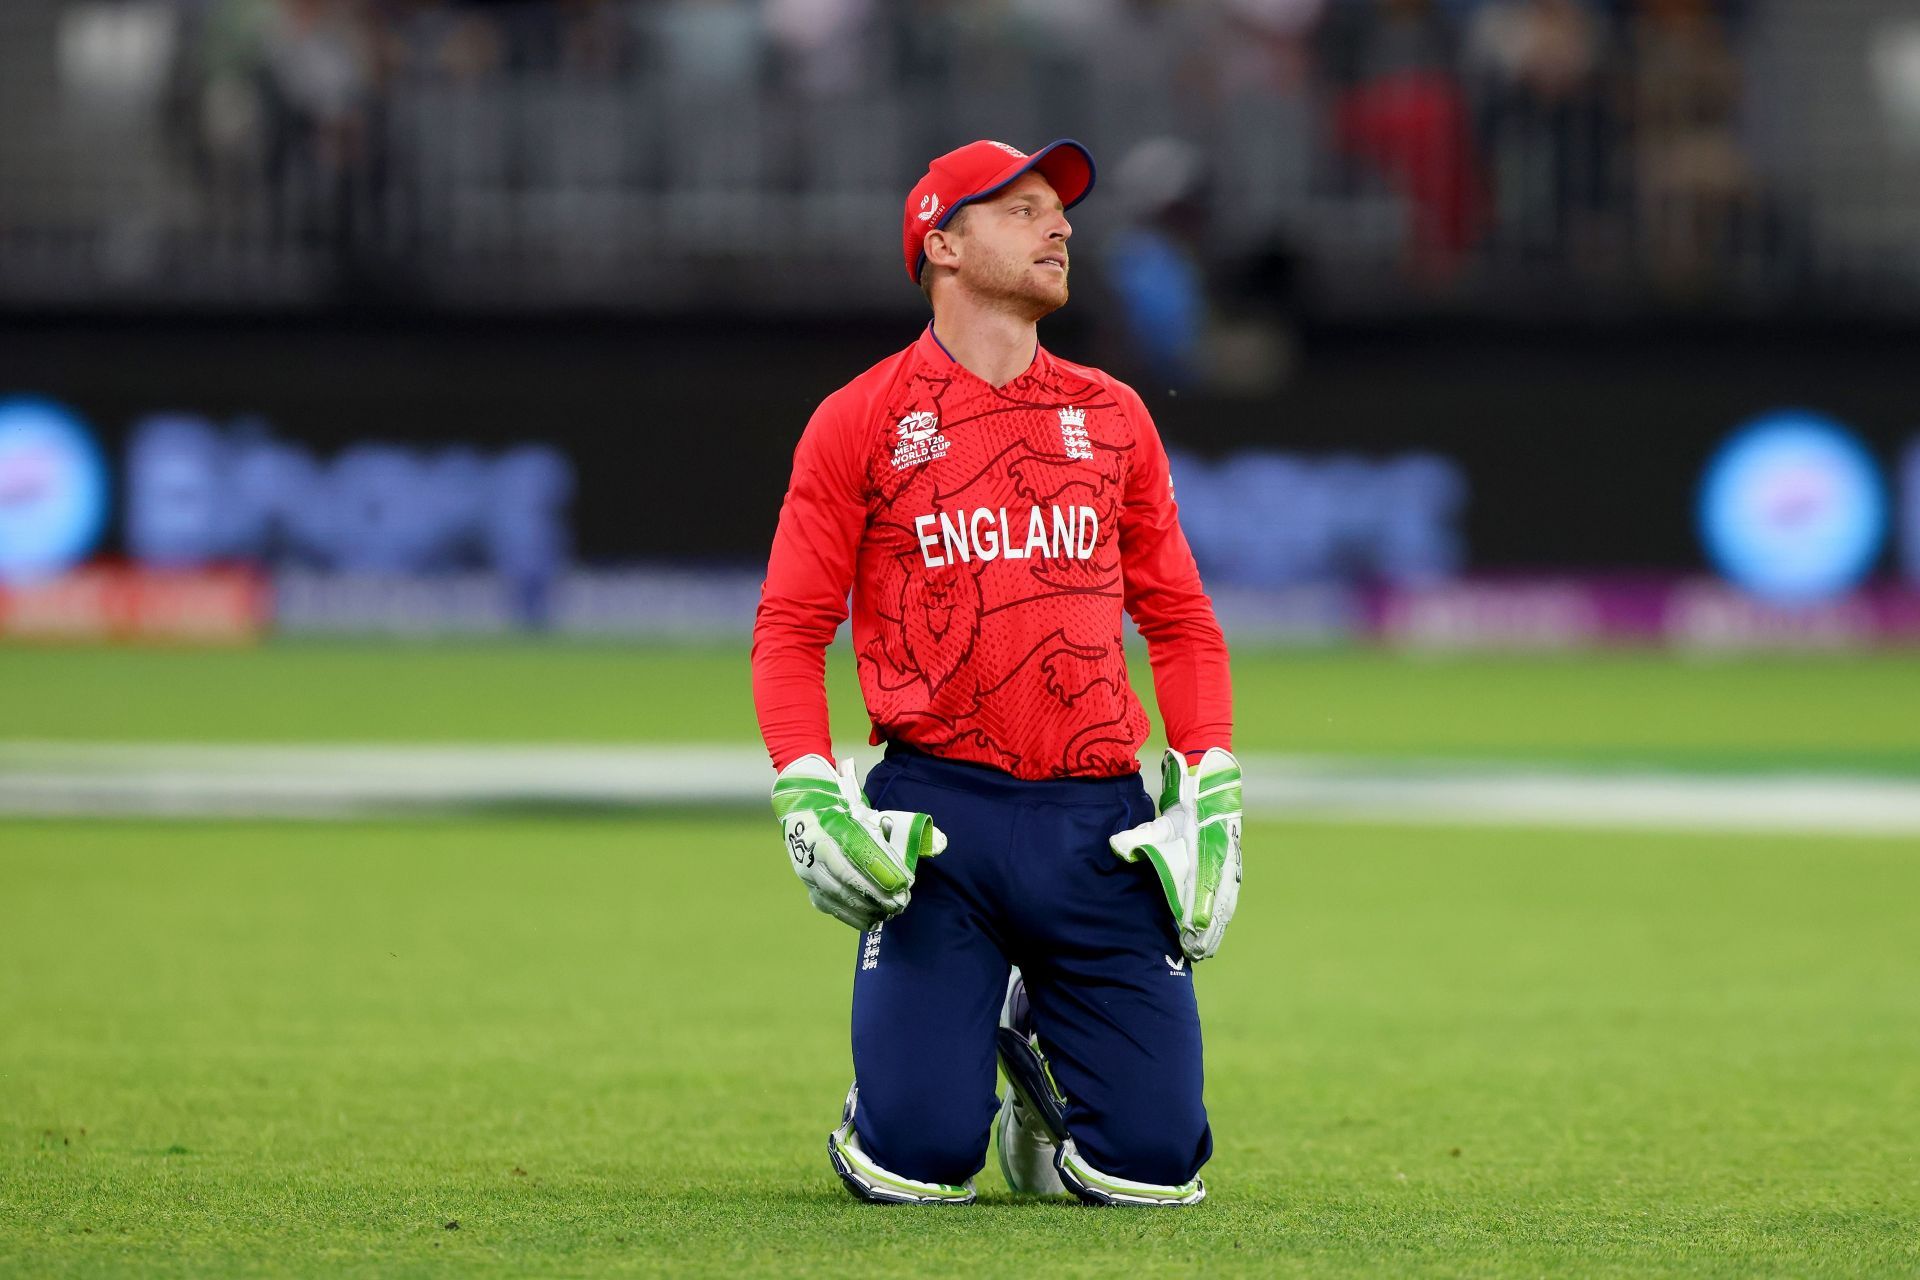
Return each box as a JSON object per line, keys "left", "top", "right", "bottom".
{"left": 125, "top": 414, "right": 574, "bottom": 579}
{"left": 0, "top": 397, "right": 109, "bottom": 584}
{"left": 1698, "top": 411, "right": 1888, "bottom": 604}
{"left": 1170, "top": 449, "right": 1467, "bottom": 589}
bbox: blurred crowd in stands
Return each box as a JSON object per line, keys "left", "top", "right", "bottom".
{"left": 32, "top": 0, "right": 1914, "bottom": 342}
{"left": 155, "top": 1, "right": 1753, "bottom": 245}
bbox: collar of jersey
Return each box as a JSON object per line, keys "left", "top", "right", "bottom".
{"left": 918, "top": 323, "right": 1046, "bottom": 390}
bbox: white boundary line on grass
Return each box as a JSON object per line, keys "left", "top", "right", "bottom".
{"left": 2, "top": 742, "right": 1918, "bottom": 834}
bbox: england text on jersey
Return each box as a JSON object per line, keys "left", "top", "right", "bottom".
{"left": 913, "top": 505, "right": 1098, "bottom": 568}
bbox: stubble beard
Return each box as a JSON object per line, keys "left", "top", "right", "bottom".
{"left": 963, "top": 250, "right": 1069, "bottom": 322}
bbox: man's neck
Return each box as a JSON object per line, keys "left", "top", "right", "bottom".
{"left": 928, "top": 296, "right": 1040, "bottom": 389}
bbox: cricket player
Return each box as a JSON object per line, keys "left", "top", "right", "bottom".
{"left": 752, "top": 138, "right": 1241, "bottom": 1207}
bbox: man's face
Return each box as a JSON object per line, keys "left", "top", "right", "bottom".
{"left": 944, "top": 172, "right": 1073, "bottom": 319}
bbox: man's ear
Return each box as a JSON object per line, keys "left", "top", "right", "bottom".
{"left": 922, "top": 226, "right": 963, "bottom": 273}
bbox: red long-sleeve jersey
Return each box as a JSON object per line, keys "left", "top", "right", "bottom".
{"left": 752, "top": 325, "right": 1231, "bottom": 781}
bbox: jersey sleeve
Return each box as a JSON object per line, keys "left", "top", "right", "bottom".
{"left": 1114, "top": 382, "right": 1234, "bottom": 756}
{"left": 751, "top": 389, "right": 872, "bottom": 771}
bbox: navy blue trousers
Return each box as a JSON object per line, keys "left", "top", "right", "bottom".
{"left": 850, "top": 746, "right": 1212, "bottom": 1188}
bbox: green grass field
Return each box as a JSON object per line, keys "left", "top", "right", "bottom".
{"left": 3, "top": 644, "right": 1918, "bottom": 1275}
{"left": 4, "top": 643, "right": 1919, "bottom": 772}
{"left": 4, "top": 818, "right": 1916, "bottom": 1277}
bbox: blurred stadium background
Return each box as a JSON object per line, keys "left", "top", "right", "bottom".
{"left": 3, "top": 0, "right": 1920, "bottom": 652}
{"left": 3, "top": 0, "right": 1918, "bottom": 1273}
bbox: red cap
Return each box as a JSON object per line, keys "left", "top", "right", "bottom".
{"left": 902, "top": 139, "right": 1096, "bottom": 283}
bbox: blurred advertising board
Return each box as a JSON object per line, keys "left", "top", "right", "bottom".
{"left": 2, "top": 317, "right": 1918, "bottom": 647}
{"left": 126, "top": 415, "right": 573, "bottom": 590}
{"left": 234, "top": 572, "right": 1920, "bottom": 650}
{"left": 0, "top": 567, "right": 267, "bottom": 644}
{"left": 1368, "top": 579, "right": 1920, "bottom": 651}
{"left": 1169, "top": 449, "right": 1466, "bottom": 590}
{"left": 0, "top": 397, "right": 108, "bottom": 585}
{"left": 1697, "top": 412, "right": 1891, "bottom": 605}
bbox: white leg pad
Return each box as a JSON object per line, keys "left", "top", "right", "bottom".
{"left": 827, "top": 1083, "right": 976, "bottom": 1206}
{"left": 1056, "top": 1138, "right": 1207, "bottom": 1208}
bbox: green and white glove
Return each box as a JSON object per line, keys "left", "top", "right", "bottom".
{"left": 771, "top": 755, "right": 947, "bottom": 931}
{"left": 1110, "top": 747, "right": 1243, "bottom": 963}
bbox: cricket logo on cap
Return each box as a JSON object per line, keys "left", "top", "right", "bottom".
{"left": 917, "top": 194, "right": 944, "bottom": 223}
{"left": 987, "top": 142, "right": 1028, "bottom": 158}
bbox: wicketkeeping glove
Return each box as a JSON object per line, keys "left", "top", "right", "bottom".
{"left": 771, "top": 755, "right": 947, "bottom": 931}
{"left": 1109, "top": 747, "right": 1243, "bottom": 962}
